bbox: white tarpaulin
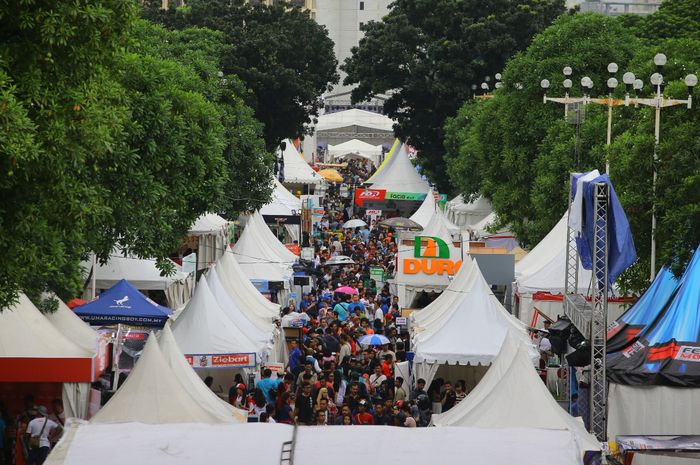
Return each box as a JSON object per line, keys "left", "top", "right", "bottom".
{"left": 206, "top": 267, "right": 275, "bottom": 346}
{"left": 261, "top": 178, "right": 302, "bottom": 218}
{"left": 45, "top": 297, "right": 99, "bottom": 354}
{"left": 364, "top": 144, "right": 430, "bottom": 194}
{"left": 432, "top": 333, "right": 600, "bottom": 454}
{"left": 446, "top": 195, "right": 492, "bottom": 227}
{"left": 328, "top": 139, "right": 383, "bottom": 165}
{"left": 158, "top": 325, "right": 247, "bottom": 424}
{"left": 81, "top": 251, "right": 189, "bottom": 292}
{"left": 170, "top": 279, "right": 263, "bottom": 359}
{"left": 315, "top": 108, "right": 395, "bottom": 132}
{"left": 215, "top": 251, "right": 280, "bottom": 318}
{"left": 232, "top": 212, "right": 295, "bottom": 282}
{"left": 91, "top": 335, "right": 235, "bottom": 424}
{"left": 0, "top": 293, "right": 92, "bottom": 359}
{"left": 188, "top": 213, "right": 230, "bottom": 270}
{"left": 410, "top": 257, "right": 534, "bottom": 388}
{"left": 410, "top": 190, "right": 460, "bottom": 237}
{"left": 280, "top": 139, "right": 322, "bottom": 185}
{"left": 48, "top": 422, "right": 583, "bottom": 465}
{"left": 608, "top": 383, "right": 700, "bottom": 465}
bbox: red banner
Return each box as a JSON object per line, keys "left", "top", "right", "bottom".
{"left": 285, "top": 243, "right": 300, "bottom": 256}
{"left": 355, "top": 188, "right": 386, "bottom": 206}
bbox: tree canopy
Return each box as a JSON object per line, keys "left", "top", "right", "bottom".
{"left": 144, "top": 0, "right": 339, "bottom": 151}
{"left": 342, "top": 0, "right": 565, "bottom": 191}
{"left": 445, "top": 3, "right": 700, "bottom": 290}
{"left": 0, "top": 3, "right": 272, "bottom": 309}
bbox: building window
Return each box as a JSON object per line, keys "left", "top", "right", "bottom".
{"left": 359, "top": 1, "right": 364, "bottom": 10}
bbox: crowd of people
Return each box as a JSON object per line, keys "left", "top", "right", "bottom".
{"left": 0, "top": 396, "right": 65, "bottom": 465}
{"left": 235, "top": 159, "right": 472, "bottom": 427}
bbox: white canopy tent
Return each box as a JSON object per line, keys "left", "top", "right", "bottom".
{"left": 91, "top": 334, "right": 238, "bottom": 424}
{"left": 206, "top": 267, "right": 275, "bottom": 346}
{"left": 171, "top": 279, "right": 264, "bottom": 359}
{"left": 231, "top": 212, "right": 295, "bottom": 283}
{"left": 315, "top": 108, "right": 395, "bottom": 132}
{"left": 188, "top": 213, "right": 230, "bottom": 270}
{"left": 410, "top": 190, "right": 460, "bottom": 238}
{"left": 410, "top": 256, "right": 535, "bottom": 389}
{"left": 364, "top": 144, "right": 430, "bottom": 194}
{"left": 446, "top": 195, "right": 493, "bottom": 227}
{"left": 158, "top": 325, "right": 247, "bottom": 424}
{"left": 47, "top": 422, "right": 584, "bottom": 465}
{"left": 280, "top": 139, "right": 322, "bottom": 185}
{"left": 432, "top": 333, "right": 600, "bottom": 454}
{"left": 81, "top": 252, "right": 188, "bottom": 291}
{"left": 215, "top": 250, "right": 280, "bottom": 318}
{"left": 170, "top": 278, "right": 265, "bottom": 394}
{"left": 45, "top": 297, "right": 103, "bottom": 420}
{"left": 328, "top": 139, "right": 383, "bottom": 166}
{"left": 260, "top": 177, "right": 302, "bottom": 218}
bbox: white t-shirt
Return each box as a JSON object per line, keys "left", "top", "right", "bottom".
{"left": 374, "top": 308, "right": 384, "bottom": 322}
{"left": 539, "top": 337, "right": 552, "bottom": 352}
{"left": 26, "top": 417, "right": 58, "bottom": 448}
{"left": 369, "top": 373, "right": 387, "bottom": 388}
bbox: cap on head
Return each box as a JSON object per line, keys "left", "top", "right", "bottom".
{"left": 37, "top": 406, "right": 48, "bottom": 417}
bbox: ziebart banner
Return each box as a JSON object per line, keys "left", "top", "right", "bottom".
{"left": 185, "top": 353, "right": 257, "bottom": 369}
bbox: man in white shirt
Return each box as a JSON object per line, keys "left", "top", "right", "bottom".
{"left": 26, "top": 406, "right": 59, "bottom": 465}
{"left": 368, "top": 365, "right": 387, "bottom": 395}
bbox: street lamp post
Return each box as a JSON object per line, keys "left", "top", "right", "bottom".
{"left": 542, "top": 64, "right": 627, "bottom": 174}
{"left": 620, "top": 53, "right": 696, "bottom": 280}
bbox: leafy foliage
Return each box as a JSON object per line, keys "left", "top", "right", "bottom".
{"left": 0, "top": 4, "right": 272, "bottom": 309}
{"left": 445, "top": 7, "right": 700, "bottom": 291}
{"left": 342, "top": 0, "right": 565, "bottom": 191}
{"left": 143, "top": 0, "right": 339, "bottom": 150}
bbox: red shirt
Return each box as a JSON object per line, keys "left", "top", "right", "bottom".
{"left": 353, "top": 412, "right": 374, "bottom": 425}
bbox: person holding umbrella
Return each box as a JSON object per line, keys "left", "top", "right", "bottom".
{"left": 333, "top": 293, "right": 351, "bottom": 322}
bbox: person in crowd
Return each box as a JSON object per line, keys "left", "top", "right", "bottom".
{"left": 394, "top": 377, "right": 407, "bottom": 403}
{"left": 410, "top": 378, "right": 427, "bottom": 400}
{"left": 294, "top": 382, "right": 315, "bottom": 425}
{"left": 353, "top": 400, "right": 374, "bottom": 425}
{"left": 454, "top": 380, "right": 467, "bottom": 405}
{"left": 256, "top": 369, "right": 281, "bottom": 405}
{"left": 441, "top": 381, "right": 457, "bottom": 412}
{"left": 25, "top": 406, "right": 59, "bottom": 465}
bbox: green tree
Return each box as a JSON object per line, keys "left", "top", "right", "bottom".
{"left": 343, "top": 0, "right": 565, "bottom": 191}
{"left": 144, "top": 0, "right": 339, "bottom": 150}
{"left": 0, "top": 0, "right": 138, "bottom": 308}
{"left": 446, "top": 13, "right": 638, "bottom": 245}
{"left": 446, "top": 10, "right": 700, "bottom": 290}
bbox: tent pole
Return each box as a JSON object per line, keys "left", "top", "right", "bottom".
{"left": 91, "top": 253, "right": 97, "bottom": 299}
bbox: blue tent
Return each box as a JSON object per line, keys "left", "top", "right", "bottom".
{"left": 607, "top": 267, "right": 680, "bottom": 353}
{"left": 74, "top": 279, "right": 172, "bottom": 327}
{"left": 607, "top": 248, "right": 700, "bottom": 386}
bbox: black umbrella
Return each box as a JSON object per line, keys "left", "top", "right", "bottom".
{"left": 378, "top": 217, "right": 423, "bottom": 231}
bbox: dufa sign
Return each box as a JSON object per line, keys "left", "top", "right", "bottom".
{"left": 403, "top": 236, "right": 461, "bottom": 275}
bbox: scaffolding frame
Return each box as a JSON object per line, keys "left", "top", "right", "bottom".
{"left": 564, "top": 176, "right": 609, "bottom": 441}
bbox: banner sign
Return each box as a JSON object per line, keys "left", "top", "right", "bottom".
{"left": 366, "top": 209, "right": 382, "bottom": 222}
{"left": 285, "top": 243, "right": 300, "bottom": 256}
{"left": 396, "top": 317, "right": 408, "bottom": 326}
{"left": 185, "top": 353, "right": 257, "bottom": 369}
{"left": 403, "top": 236, "right": 462, "bottom": 276}
{"left": 385, "top": 191, "right": 425, "bottom": 201}
{"left": 370, "top": 266, "right": 385, "bottom": 288}
{"left": 355, "top": 188, "right": 386, "bottom": 206}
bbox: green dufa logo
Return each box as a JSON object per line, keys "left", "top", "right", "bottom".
{"left": 414, "top": 236, "right": 450, "bottom": 259}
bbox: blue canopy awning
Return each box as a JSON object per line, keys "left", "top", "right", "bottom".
{"left": 607, "top": 267, "right": 680, "bottom": 353}
{"left": 74, "top": 279, "right": 172, "bottom": 327}
{"left": 607, "top": 248, "right": 700, "bottom": 386}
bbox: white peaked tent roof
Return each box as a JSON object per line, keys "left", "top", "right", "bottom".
{"left": 515, "top": 213, "right": 592, "bottom": 295}
{"left": 410, "top": 190, "right": 460, "bottom": 236}
{"left": 469, "top": 211, "right": 513, "bottom": 238}
{"left": 315, "top": 108, "right": 395, "bottom": 132}
{"left": 281, "top": 139, "right": 322, "bottom": 184}
{"left": 432, "top": 333, "right": 600, "bottom": 453}
{"left": 328, "top": 139, "right": 383, "bottom": 164}
{"left": 0, "top": 293, "right": 91, "bottom": 358}
{"left": 158, "top": 325, "right": 246, "bottom": 424}
{"left": 232, "top": 212, "right": 295, "bottom": 282}
{"left": 364, "top": 144, "right": 430, "bottom": 193}
{"left": 189, "top": 213, "right": 229, "bottom": 235}
{"left": 171, "top": 279, "right": 261, "bottom": 356}
{"left": 412, "top": 257, "right": 533, "bottom": 365}
{"left": 260, "top": 178, "right": 302, "bottom": 217}
{"left": 81, "top": 251, "right": 188, "bottom": 291}
{"left": 216, "top": 251, "right": 279, "bottom": 317}
{"left": 91, "top": 335, "right": 228, "bottom": 424}
{"left": 447, "top": 195, "right": 492, "bottom": 213}
{"left": 44, "top": 297, "right": 99, "bottom": 354}
{"left": 206, "top": 267, "right": 274, "bottom": 345}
